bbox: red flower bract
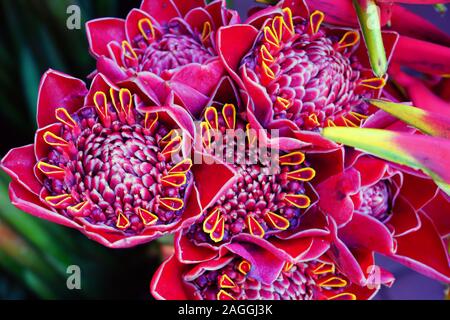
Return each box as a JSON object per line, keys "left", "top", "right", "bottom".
{"left": 0, "top": 70, "right": 235, "bottom": 248}
{"left": 152, "top": 235, "right": 393, "bottom": 300}
{"left": 86, "top": 0, "right": 240, "bottom": 116}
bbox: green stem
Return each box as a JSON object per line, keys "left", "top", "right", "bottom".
{"left": 353, "top": 0, "right": 387, "bottom": 77}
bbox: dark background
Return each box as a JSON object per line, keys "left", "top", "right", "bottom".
{"left": 0, "top": 0, "right": 448, "bottom": 299}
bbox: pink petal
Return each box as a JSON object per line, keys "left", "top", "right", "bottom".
{"left": 125, "top": 9, "right": 159, "bottom": 45}
{"left": 388, "top": 195, "right": 421, "bottom": 237}
{"left": 172, "top": 0, "right": 205, "bottom": 17}
{"left": 422, "top": 192, "right": 450, "bottom": 237}
{"left": 191, "top": 152, "right": 237, "bottom": 210}
{"left": 175, "top": 232, "right": 218, "bottom": 264}
{"left": 353, "top": 156, "right": 388, "bottom": 187}
{"left": 96, "top": 56, "right": 129, "bottom": 83}
{"left": 389, "top": 4, "right": 450, "bottom": 46}
{"left": 391, "top": 212, "right": 450, "bottom": 283}
{"left": 140, "top": 0, "right": 180, "bottom": 24}
{"left": 339, "top": 212, "right": 395, "bottom": 255}
{"left": 316, "top": 168, "right": 361, "bottom": 226}
{"left": 8, "top": 181, "right": 79, "bottom": 229}
{"left": 217, "top": 24, "right": 258, "bottom": 83}
{"left": 86, "top": 18, "right": 126, "bottom": 58}
{"left": 170, "top": 60, "right": 225, "bottom": 110}
{"left": 184, "top": 7, "right": 213, "bottom": 33}
{"left": 392, "top": 36, "right": 450, "bottom": 75}
{"left": 151, "top": 254, "right": 191, "bottom": 300}
{"left": 37, "top": 70, "right": 87, "bottom": 128}
{"left": 400, "top": 173, "right": 438, "bottom": 211}
{"left": 1, "top": 145, "right": 41, "bottom": 195}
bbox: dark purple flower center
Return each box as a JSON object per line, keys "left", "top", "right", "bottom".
{"left": 124, "top": 19, "right": 214, "bottom": 75}
{"left": 189, "top": 258, "right": 353, "bottom": 300}
{"left": 138, "top": 34, "right": 213, "bottom": 74}
{"left": 240, "top": 11, "right": 381, "bottom": 130}
{"left": 186, "top": 104, "right": 315, "bottom": 245}
{"left": 38, "top": 89, "right": 192, "bottom": 234}
{"left": 358, "top": 181, "right": 391, "bottom": 221}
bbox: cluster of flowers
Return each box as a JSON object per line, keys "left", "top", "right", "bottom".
{"left": 1, "top": 0, "right": 449, "bottom": 300}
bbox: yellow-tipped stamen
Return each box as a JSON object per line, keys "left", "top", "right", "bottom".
{"left": 264, "top": 26, "right": 279, "bottom": 48}
{"left": 217, "top": 290, "right": 236, "bottom": 300}
{"left": 119, "top": 88, "right": 133, "bottom": 116}
{"left": 284, "top": 194, "right": 311, "bottom": 209}
{"left": 283, "top": 262, "right": 294, "bottom": 273}
{"left": 219, "top": 274, "right": 237, "bottom": 289}
{"left": 318, "top": 276, "right": 348, "bottom": 288}
{"left": 203, "top": 208, "right": 221, "bottom": 234}
{"left": 337, "top": 31, "right": 360, "bottom": 50}
{"left": 94, "top": 91, "right": 108, "bottom": 118}
{"left": 201, "top": 21, "right": 212, "bottom": 42}
{"left": 161, "top": 136, "right": 182, "bottom": 157}
{"left": 201, "top": 122, "right": 212, "bottom": 149}
{"left": 286, "top": 168, "right": 316, "bottom": 182}
{"left": 312, "top": 262, "right": 335, "bottom": 275}
{"left": 341, "top": 116, "right": 359, "bottom": 128}
{"left": 138, "top": 18, "right": 155, "bottom": 41}
{"left": 238, "top": 260, "right": 251, "bottom": 275}
{"left": 262, "top": 61, "right": 276, "bottom": 80}
{"left": 67, "top": 201, "right": 89, "bottom": 216}
{"left": 144, "top": 112, "right": 159, "bottom": 131}
{"left": 246, "top": 124, "right": 258, "bottom": 146}
{"left": 122, "top": 41, "right": 138, "bottom": 60}
{"left": 309, "top": 10, "right": 325, "bottom": 35}
{"left": 308, "top": 113, "right": 320, "bottom": 126}
{"left": 276, "top": 97, "right": 291, "bottom": 110}
{"left": 327, "top": 292, "right": 357, "bottom": 300}
{"left": 326, "top": 119, "right": 337, "bottom": 127}
{"left": 138, "top": 208, "right": 158, "bottom": 226}
{"left": 359, "top": 77, "right": 387, "bottom": 90}
{"left": 265, "top": 211, "right": 290, "bottom": 231}
{"left": 116, "top": 211, "right": 131, "bottom": 230}
{"left": 37, "top": 161, "right": 65, "bottom": 178}
{"left": 55, "top": 108, "right": 77, "bottom": 129}
{"left": 282, "top": 8, "right": 294, "bottom": 34}
{"left": 279, "top": 151, "right": 305, "bottom": 166}
{"left": 169, "top": 159, "right": 193, "bottom": 174}
{"left": 272, "top": 16, "right": 285, "bottom": 43}
{"left": 45, "top": 194, "right": 73, "bottom": 208}
{"left": 210, "top": 216, "right": 225, "bottom": 243}
{"left": 160, "top": 129, "right": 180, "bottom": 147}
{"left": 349, "top": 111, "right": 368, "bottom": 121}
{"left": 43, "top": 131, "right": 69, "bottom": 147}
{"left": 159, "top": 198, "right": 184, "bottom": 211}
{"left": 260, "top": 45, "right": 275, "bottom": 63}
{"left": 247, "top": 216, "right": 265, "bottom": 238}
{"left": 222, "top": 103, "right": 236, "bottom": 130}
{"left": 204, "top": 106, "right": 219, "bottom": 131}
{"left": 109, "top": 87, "right": 122, "bottom": 115}
{"left": 161, "top": 173, "right": 187, "bottom": 187}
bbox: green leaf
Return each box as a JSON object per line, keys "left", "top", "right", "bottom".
{"left": 323, "top": 127, "right": 450, "bottom": 195}
{"left": 369, "top": 99, "right": 450, "bottom": 139}
{"left": 353, "top": 0, "right": 387, "bottom": 77}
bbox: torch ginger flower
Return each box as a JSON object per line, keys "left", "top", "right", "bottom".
{"left": 0, "top": 70, "right": 235, "bottom": 248}
{"left": 218, "top": 0, "right": 398, "bottom": 147}
{"left": 86, "top": 0, "right": 240, "bottom": 116}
